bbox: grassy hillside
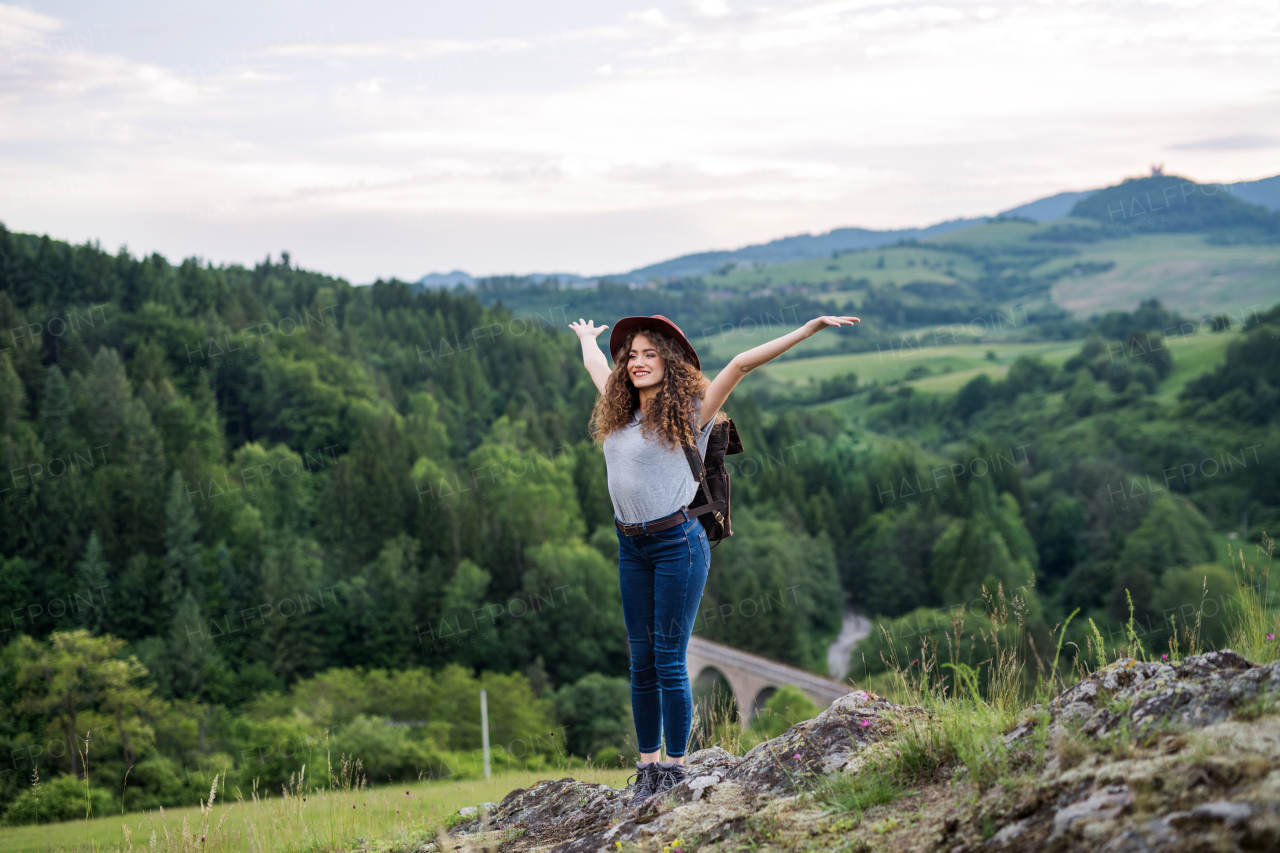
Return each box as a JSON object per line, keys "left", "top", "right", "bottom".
{"left": 1047, "top": 234, "right": 1280, "bottom": 317}
{"left": 758, "top": 341, "right": 1077, "bottom": 388}
{"left": 671, "top": 214, "right": 1280, "bottom": 325}
{"left": 0, "top": 767, "right": 629, "bottom": 853}
{"left": 745, "top": 327, "right": 1239, "bottom": 400}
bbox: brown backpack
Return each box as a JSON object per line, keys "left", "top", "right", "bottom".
{"left": 682, "top": 418, "right": 744, "bottom": 548}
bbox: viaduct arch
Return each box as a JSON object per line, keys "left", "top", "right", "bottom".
{"left": 686, "top": 636, "right": 853, "bottom": 726}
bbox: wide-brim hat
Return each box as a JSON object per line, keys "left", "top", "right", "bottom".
{"left": 608, "top": 314, "right": 700, "bottom": 370}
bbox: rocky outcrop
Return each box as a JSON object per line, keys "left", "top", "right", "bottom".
{"left": 443, "top": 690, "right": 899, "bottom": 852}
{"left": 429, "top": 652, "right": 1280, "bottom": 853}
{"left": 945, "top": 651, "right": 1280, "bottom": 852}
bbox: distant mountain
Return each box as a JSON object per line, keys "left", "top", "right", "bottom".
{"left": 620, "top": 175, "right": 1279, "bottom": 281}
{"left": 992, "top": 175, "right": 1280, "bottom": 222}
{"left": 416, "top": 270, "right": 474, "bottom": 289}
{"left": 618, "top": 217, "right": 984, "bottom": 282}
{"left": 997, "top": 190, "right": 1099, "bottom": 221}
{"left": 1070, "top": 174, "right": 1280, "bottom": 236}
{"left": 414, "top": 172, "right": 1280, "bottom": 286}
{"left": 414, "top": 270, "right": 590, "bottom": 291}
{"left": 1223, "top": 175, "right": 1280, "bottom": 212}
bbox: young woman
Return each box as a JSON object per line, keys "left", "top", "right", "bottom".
{"left": 568, "top": 311, "right": 858, "bottom": 805}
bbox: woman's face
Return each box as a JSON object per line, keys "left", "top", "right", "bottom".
{"left": 627, "top": 333, "right": 666, "bottom": 390}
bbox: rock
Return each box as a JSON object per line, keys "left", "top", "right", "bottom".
{"left": 430, "top": 652, "right": 1280, "bottom": 853}
{"left": 1176, "top": 800, "right": 1253, "bottom": 827}
{"left": 1044, "top": 651, "right": 1280, "bottom": 741}
{"left": 723, "top": 690, "right": 899, "bottom": 791}
{"left": 1049, "top": 785, "right": 1133, "bottom": 838}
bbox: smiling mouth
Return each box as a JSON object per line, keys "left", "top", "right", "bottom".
{"left": 633, "top": 370, "right": 650, "bottom": 377}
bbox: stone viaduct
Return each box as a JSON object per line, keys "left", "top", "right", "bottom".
{"left": 686, "top": 635, "right": 854, "bottom": 726}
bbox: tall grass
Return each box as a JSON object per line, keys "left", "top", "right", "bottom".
{"left": 1227, "top": 532, "right": 1278, "bottom": 663}
{"left": 818, "top": 531, "right": 1280, "bottom": 819}
{"left": 817, "top": 582, "right": 1078, "bottom": 814}
{"left": 688, "top": 682, "right": 769, "bottom": 757}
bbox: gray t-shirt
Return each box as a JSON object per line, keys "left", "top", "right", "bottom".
{"left": 603, "top": 395, "right": 716, "bottom": 525}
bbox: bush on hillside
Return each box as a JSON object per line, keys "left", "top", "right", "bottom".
{"left": 751, "top": 685, "right": 820, "bottom": 739}
{"left": 2, "top": 774, "right": 116, "bottom": 826}
{"left": 553, "top": 673, "right": 632, "bottom": 765}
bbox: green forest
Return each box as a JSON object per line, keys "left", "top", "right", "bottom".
{"left": 0, "top": 172, "right": 1278, "bottom": 825}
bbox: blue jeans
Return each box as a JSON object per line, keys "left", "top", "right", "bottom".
{"left": 616, "top": 510, "right": 711, "bottom": 758}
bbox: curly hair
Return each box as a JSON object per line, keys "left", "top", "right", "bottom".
{"left": 589, "top": 324, "right": 724, "bottom": 449}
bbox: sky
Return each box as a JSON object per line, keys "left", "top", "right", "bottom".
{"left": 0, "top": 0, "right": 1277, "bottom": 282}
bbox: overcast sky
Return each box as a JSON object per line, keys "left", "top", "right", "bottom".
{"left": 1, "top": 1, "right": 1277, "bottom": 282}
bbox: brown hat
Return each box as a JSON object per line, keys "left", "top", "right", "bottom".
{"left": 608, "top": 315, "right": 701, "bottom": 370}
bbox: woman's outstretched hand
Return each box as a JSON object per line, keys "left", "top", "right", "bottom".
{"left": 805, "top": 315, "right": 860, "bottom": 335}
{"left": 569, "top": 318, "right": 609, "bottom": 340}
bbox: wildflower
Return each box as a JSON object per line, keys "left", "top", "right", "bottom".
{"left": 1268, "top": 633, "right": 1276, "bottom": 641}
{"left": 1161, "top": 654, "right": 1168, "bottom": 660}
{"left": 616, "top": 844, "right": 622, "bottom": 850}
{"left": 860, "top": 720, "right": 871, "bottom": 727}
{"left": 794, "top": 753, "right": 802, "bottom": 759}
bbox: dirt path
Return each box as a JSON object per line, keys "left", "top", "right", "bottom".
{"left": 826, "top": 607, "right": 872, "bottom": 680}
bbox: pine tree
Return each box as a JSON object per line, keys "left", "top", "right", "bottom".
{"left": 85, "top": 346, "right": 130, "bottom": 446}
{"left": 76, "top": 532, "right": 111, "bottom": 633}
{"left": 162, "top": 472, "right": 203, "bottom": 610}
{"left": 0, "top": 353, "right": 23, "bottom": 436}
{"left": 40, "top": 364, "right": 71, "bottom": 446}
{"left": 168, "top": 591, "right": 216, "bottom": 700}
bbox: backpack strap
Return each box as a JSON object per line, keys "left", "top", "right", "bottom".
{"left": 682, "top": 435, "right": 726, "bottom": 521}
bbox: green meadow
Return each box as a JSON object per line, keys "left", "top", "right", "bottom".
{"left": 1046, "top": 233, "right": 1280, "bottom": 317}
{"left": 0, "top": 768, "right": 630, "bottom": 853}
{"left": 758, "top": 341, "right": 1076, "bottom": 389}
{"left": 693, "top": 218, "right": 1280, "bottom": 323}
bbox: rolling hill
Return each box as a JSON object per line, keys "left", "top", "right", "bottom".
{"left": 418, "top": 172, "right": 1280, "bottom": 288}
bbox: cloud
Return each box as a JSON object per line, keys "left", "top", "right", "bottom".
{"left": 258, "top": 37, "right": 533, "bottom": 61}
{"left": 0, "top": 4, "right": 60, "bottom": 52}
{"left": 1, "top": 0, "right": 1278, "bottom": 279}
{"left": 690, "top": 0, "right": 732, "bottom": 18}
{"left": 1168, "top": 134, "right": 1280, "bottom": 152}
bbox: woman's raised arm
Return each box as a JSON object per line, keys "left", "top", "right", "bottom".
{"left": 568, "top": 318, "right": 612, "bottom": 395}
{"left": 699, "top": 315, "right": 859, "bottom": 426}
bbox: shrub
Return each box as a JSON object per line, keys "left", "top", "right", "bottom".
{"left": 2, "top": 774, "right": 116, "bottom": 826}
{"left": 332, "top": 714, "right": 440, "bottom": 782}
{"left": 751, "top": 686, "right": 819, "bottom": 739}
{"left": 554, "top": 673, "right": 632, "bottom": 765}
{"left": 121, "top": 756, "right": 189, "bottom": 812}
{"left": 1151, "top": 563, "right": 1237, "bottom": 650}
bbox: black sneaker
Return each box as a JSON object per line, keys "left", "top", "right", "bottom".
{"left": 626, "top": 762, "right": 657, "bottom": 808}
{"left": 652, "top": 761, "right": 686, "bottom": 796}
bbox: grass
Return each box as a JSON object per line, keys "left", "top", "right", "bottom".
{"left": 811, "top": 548, "right": 1280, "bottom": 822}
{"left": 1045, "top": 233, "right": 1280, "bottom": 317}
{"left": 697, "top": 222, "right": 1280, "bottom": 321}
{"left": 705, "top": 244, "right": 983, "bottom": 292}
{"left": 813, "top": 584, "right": 1043, "bottom": 819}
{"left": 758, "top": 341, "right": 1079, "bottom": 389}
{"left": 0, "top": 766, "right": 630, "bottom": 853}
{"left": 1227, "top": 533, "right": 1279, "bottom": 664}
{"left": 1152, "top": 326, "right": 1238, "bottom": 402}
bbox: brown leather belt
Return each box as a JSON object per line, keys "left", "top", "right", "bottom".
{"left": 614, "top": 501, "right": 724, "bottom": 537}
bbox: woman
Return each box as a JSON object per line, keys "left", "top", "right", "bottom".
{"left": 568, "top": 311, "right": 858, "bottom": 805}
